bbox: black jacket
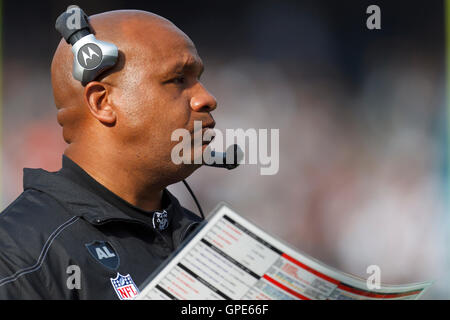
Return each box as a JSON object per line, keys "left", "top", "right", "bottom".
{"left": 0, "top": 161, "right": 202, "bottom": 299}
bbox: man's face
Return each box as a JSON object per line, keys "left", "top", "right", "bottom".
{"left": 109, "top": 25, "right": 217, "bottom": 183}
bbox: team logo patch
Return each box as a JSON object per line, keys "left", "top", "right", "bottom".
{"left": 85, "top": 240, "right": 119, "bottom": 270}
{"left": 152, "top": 210, "right": 169, "bottom": 231}
{"left": 77, "top": 43, "right": 103, "bottom": 69}
{"left": 110, "top": 273, "right": 140, "bottom": 300}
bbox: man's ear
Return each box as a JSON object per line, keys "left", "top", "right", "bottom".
{"left": 84, "top": 82, "right": 116, "bottom": 125}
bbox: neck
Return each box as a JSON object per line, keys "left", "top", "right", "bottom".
{"left": 64, "top": 144, "right": 164, "bottom": 212}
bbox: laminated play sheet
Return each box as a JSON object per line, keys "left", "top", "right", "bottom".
{"left": 137, "top": 204, "right": 431, "bottom": 300}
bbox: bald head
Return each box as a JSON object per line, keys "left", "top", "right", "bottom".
{"left": 51, "top": 10, "right": 195, "bottom": 143}
{"left": 51, "top": 8, "right": 217, "bottom": 192}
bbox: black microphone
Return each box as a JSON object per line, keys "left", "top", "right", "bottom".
{"left": 203, "top": 144, "right": 244, "bottom": 170}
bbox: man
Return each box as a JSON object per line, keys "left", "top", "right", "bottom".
{"left": 0, "top": 9, "right": 217, "bottom": 299}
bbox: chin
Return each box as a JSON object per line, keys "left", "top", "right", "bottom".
{"left": 165, "top": 163, "right": 202, "bottom": 186}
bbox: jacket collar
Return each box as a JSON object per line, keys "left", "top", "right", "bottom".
{"left": 22, "top": 167, "right": 202, "bottom": 244}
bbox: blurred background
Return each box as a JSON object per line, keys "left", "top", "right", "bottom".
{"left": 1, "top": 0, "right": 448, "bottom": 298}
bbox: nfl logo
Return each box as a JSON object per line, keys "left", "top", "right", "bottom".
{"left": 110, "top": 273, "right": 140, "bottom": 300}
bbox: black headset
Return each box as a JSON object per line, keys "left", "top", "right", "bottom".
{"left": 55, "top": 6, "right": 242, "bottom": 220}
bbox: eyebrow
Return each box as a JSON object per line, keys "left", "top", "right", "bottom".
{"left": 168, "top": 56, "right": 204, "bottom": 77}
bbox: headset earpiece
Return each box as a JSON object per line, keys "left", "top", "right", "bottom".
{"left": 55, "top": 6, "right": 118, "bottom": 85}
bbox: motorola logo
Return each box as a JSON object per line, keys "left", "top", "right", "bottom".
{"left": 77, "top": 43, "right": 103, "bottom": 69}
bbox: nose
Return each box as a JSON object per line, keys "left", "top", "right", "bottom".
{"left": 190, "top": 83, "right": 217, "bottom": 112}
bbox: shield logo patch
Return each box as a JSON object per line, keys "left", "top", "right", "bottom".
{"left": 85, "top": 240, "right": 119, "bottom": 270}
{"left": 111, "top": 273, "right": 140, "bottom": 300}
{"left": 152, "top": 210, "right": 169, "bottom": 231}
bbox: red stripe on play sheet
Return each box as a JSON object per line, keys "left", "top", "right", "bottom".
{"left": 281, "top": 253, "right": 340, "bottom": 285}
{"left": 262, "top": 274, "right": 311, "bottom": 300}
{"left": 280, "top": 253, "right": 422, "bottom": 299}
{"left": 337, "top": 283, "right": 422, "bottom": 299}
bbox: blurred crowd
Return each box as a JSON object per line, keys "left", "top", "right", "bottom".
{"left": 1, "top": 1, "right": 448, "bottom": 298}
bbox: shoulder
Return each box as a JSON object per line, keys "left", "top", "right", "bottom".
{"left": 0, "top": 189, "right": 77, "bottom": 279}
{"left": 0, "top": 188, "right": 75, "bottom": 232}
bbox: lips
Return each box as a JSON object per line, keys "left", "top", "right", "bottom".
{"left": 189, "top": 119, "right": 215, "bottom": 134}
{"left": 185, "top": 118, "right": 216, "bottom": 147}
{"left": 203, "top": 119, "right": 216, "bottom": 130}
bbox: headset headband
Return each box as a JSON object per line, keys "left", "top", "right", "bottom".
{"left": 55, "top": 5, "right": 119, "bottom": 85}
